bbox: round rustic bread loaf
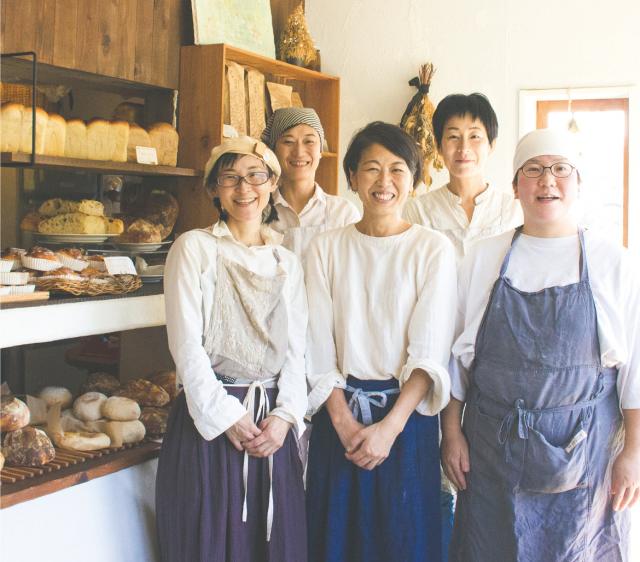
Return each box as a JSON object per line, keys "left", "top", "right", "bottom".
{"left": 101, "top": 396, "right": 140, "bottom": 421}
{"left": 38, "top": 386, "right": 73, "bottom": 409}
{"left": 52, "top": 430, "right": 111, "bottom": 451}
{"left": 1, "top": 396, "right": 30, "bottom": 432}
{"left": 140, "top": 407, "right": 169, "bottom": 437}
{"left": 80, "top": 372, "right": 121, "bottom": 396}
{"left": 73, "top": 392, "right": 108, "bottom": 421}
{"left": 115, "top": 378, "right": 170, "bottom": 407}
{"left": 147, "top": 370, "right": 178, "bottom": 402}
{"left": 2, "top": 426, "right": 55, "bottom": 466}
{"left": 59, "top": 409, "right": 89, "bottom": 432}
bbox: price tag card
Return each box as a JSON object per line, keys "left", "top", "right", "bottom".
{"left": 104, "top": 256, "right": 137, "bottom": 276}
{"left": 136, "top": 146, "right": 158, "bottom": 165}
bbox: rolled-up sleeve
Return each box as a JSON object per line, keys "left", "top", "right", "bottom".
{"left": 399, "top": 237, "right": 456, "bottom": 415}
{"left": 164, "top": 233, "right": 246, "bottom": 440}
{"left": 304, "top": 236, "right": 347, "bottom": 415}
{"left": 270, "top": 256, "right": 309, "bottom": 437}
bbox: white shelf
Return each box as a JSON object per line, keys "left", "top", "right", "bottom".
{"left": 0, "top": 294, "right": 166, "bottom": 348}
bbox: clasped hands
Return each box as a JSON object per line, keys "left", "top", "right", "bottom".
{"left": 225, "top": 412, "right": 291, "bottom": 457}
{"left": 335, "top": 414, "right": 401, "bottom": 471}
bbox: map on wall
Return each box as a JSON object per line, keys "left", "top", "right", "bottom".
{"left": 191, "top": 0, "right": 276, "bottom": 58}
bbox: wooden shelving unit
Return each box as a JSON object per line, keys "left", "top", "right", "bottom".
{"left": 1, "top": 152, "right": 201, "bottom": 178}
{"left": 175, "top": 43, "right": 341, "bottom": 231}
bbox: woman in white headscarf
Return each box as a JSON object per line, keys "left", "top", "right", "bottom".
{"left": 443, "top": 128, "right": 640, "bottom": 561}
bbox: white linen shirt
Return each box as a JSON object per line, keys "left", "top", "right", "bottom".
{"left": 304, "top": 224, "right": 457, "bottom": 416}
{"left": 270, "top": 183, "right": 360, "bottom": 256}
{"left": 403, "top": 183, "right": 523, "bottom": 261}
{"left": 164, "top": 221, "right": 309, "bottom": 440}
{"left": 451, "top": 229, "right": 640, "bottom": 409}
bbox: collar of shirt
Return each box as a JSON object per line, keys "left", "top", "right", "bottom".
{"left": 445, "top": 183, "right": 493, "bottom": 206}
{"left": 208, "top": 220, "right": 284, "bottom": 247}
{"left": 273, "top": 183, "right": 326, "bottom": 217}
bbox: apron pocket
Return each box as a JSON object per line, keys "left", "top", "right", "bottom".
{"left": 520, "top": 425, "right": 588, "bottom": 494}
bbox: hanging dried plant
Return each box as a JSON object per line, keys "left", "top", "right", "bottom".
{"left": 277, "top": 3, "right": 316, "bottom": 67}
{"left": 400, "top": 63, "right": 444, "bottom": 187}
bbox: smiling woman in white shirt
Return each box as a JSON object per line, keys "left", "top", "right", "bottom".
{"left": 442, "top": 129, "right": 640, "bottom": 561}
{"left": 156, "top": 137, "right": 309, "bottom": 562}
{"left": 305, "top": 122, "right": 457, "bottom": 562}
{"left": 261, "top": 107, "right": 360, "bottom": 259}
{"left": 404, "top": 93, "right": 522, "bottom": 261}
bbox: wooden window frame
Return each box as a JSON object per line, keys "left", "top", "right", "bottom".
{"left": 536, "top": 98, "right": 629, "bottom": 246}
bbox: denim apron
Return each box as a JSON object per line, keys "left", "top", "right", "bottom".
{"left": 450, "top": 228, "right": 629, "bottom": 562}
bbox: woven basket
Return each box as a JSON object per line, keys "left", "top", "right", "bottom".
{"left": 35, "top": 275, "right": 142, "bottom": 296}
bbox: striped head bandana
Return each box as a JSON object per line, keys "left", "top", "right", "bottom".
{"left": 261, "top": 107, "right": 325, "bottom": 150}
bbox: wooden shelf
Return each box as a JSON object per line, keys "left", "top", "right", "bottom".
{"left": 0, "top": 286, "right": 166, "bottom": 348}
{"left": 0, "top": 441, "right": 161, "bottom": 509}
{"left": 1, "top": 152, "right": 202, "bottom": 177}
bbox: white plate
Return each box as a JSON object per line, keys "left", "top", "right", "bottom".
{"left": 111, "top": 241, "right": 171, "bottom": 253}
{"left": 34, "top": 233, "right": 118, "bottom": 244}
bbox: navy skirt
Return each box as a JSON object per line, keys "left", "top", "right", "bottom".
{"left": 155, "top": 389, "right": 307, "bottom": 562}
{"left": 306, "top": 376, "right": 442, "bottom": 562}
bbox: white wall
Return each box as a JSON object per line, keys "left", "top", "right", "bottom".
{"left": 306, "top": 0, "right": 640, "bottom": 250}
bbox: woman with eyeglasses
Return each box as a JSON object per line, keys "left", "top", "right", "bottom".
{"left": 156, "top": 137, "right": 308, "bottom": 562}
{"left": 305, "top": 122, "right": 457, "bottom": 562}
{"left": 442, "top": 129, "right": 640, "bottom": 561}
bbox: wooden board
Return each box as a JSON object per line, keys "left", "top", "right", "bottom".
{"left": 0, "top": 291, "right": 49, "bottom": 304}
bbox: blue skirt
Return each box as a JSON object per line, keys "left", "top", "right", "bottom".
{"left": 306, "top": 376, "right": 441, "bottom": 562}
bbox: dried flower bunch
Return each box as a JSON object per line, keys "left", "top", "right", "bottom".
{"left": 277, "top": 3, "right": 316, "bottom": 67}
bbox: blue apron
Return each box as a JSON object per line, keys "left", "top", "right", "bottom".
{"left": 450, "top": 228, "right": 629, "bottom": 561}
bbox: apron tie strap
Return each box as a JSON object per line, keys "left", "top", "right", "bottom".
{"left": 240, "top": 380, "right": 275, "bottom": 541}
{"left": 497, "top": 399, "right": 530, "bottom": 462}
{"left": 346, "top": 385, "right": 400, "bottom": 426}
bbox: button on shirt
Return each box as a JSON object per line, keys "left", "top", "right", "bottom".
{"left": 164, "top": 221, "right": 309, "bottom": 440}
{"left": 403, "top": 184, "right": 523, "bottom": 261}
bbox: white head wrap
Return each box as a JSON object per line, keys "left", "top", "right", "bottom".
{"left": 261, "top": 107, "right": 325, "bottom": 150}
{"left": 513, "top": 129, "right": 580, "bottom": 176}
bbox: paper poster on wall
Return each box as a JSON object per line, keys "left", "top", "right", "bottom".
{"left": 191, "top": 0, "right": 276, "bottom": 58}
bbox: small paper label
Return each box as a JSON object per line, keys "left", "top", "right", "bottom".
{"left": 104, "top": 256, "right": 137, "bottom": 276}
{"left": 136, "top": 146, "right": 158, "bottom": 165}
{"left": 564, "top": 429, "right": 588, "bottom": 453}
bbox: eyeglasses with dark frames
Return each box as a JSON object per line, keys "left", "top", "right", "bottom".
{"left": 215, "top": 171, "right": 270, "bottom": 187}
{"left": 519, "top": 162, "right": 576, "bottom": 179}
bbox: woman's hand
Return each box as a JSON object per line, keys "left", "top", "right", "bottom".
{"left": 333, "top": 414, "right": 366, "bottom": 452}
{"left": 611, "top": 445, "right": 640, "bottom": 511}
{"left": 441, "top": 428, "right": 470, "bottom": 491}
{"left": 345, "top": 419, "right": 401, "bottom": 470}
{"left": 243, "top": 415, "right": 292, "bottom": 458}
{"left": 225, "top": 412, "right": 261, "bottom": 451}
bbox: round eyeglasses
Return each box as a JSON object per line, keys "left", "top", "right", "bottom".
{"left": 215, "top": 171, "right": 270, "bottom": 187}
{"left": 520, "top": 162, "right": 576, "bottom": 179}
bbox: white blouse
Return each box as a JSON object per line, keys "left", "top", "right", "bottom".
{"left": 451, "top": 229, "right": 640, "bottom": 409}
{"left": 164, "top": 221, "right": 308, "bottom": 440}
{"left": 403, "top": 183, "right": 523, "bottom": 261}
{"left": 270, "top": 183, "right": 361, "bottom": 256}
{"left": 304, "top": 224, "right": 457, "bottom": 416}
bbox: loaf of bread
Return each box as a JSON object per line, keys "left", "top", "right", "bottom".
{"left": 147, "top": 370, "right": 178, "bottom": 402}
{"left": 80, "top": 372, "right": 121, "bottom": 396}
{"left": 52, "top": 430, "right": 111, "bottom": 451}
{"left": 2, "top": 426, "right": 55, "bottom": 466}
{"left": 1, "top": 396, "right": 30, "bottom": 432}
{"left": 103, "top": 419, "right": 146, "bottom": 447}
{"left": 115, "top": 378, "right": 170, "bottom": 407}
{"left": 39, "top": 213, "right": 107, "bottom": 234}
{"left": 39, "top": 198, "right": 105, "bottom": 218}
{"left": 0, "top": 451, "right": 4, "bottom": 472}
{"left": 148, "top": 122, "right": 179, "bottom": 166}
{"left": 140, "top": 191, "right": 179, "bottom": 240}
{"left": 1, "top": 102, "right": 23, "bottom": 152}
{"left": 38, "top": 386, "right": 73, "bottom": 409}
{"left": 127, "top": 124, "right": 152, "bottom": 162}
{"left": 73, "top": 392, "right": 108, "bottom": 421}
{"left": 110, "top": 120, "right": 130, "bottom": 162}
{"left": 116, "top": 218, "right": 162, "bottom": 243}
{"left": 112, "top": 101, "right": 144, "bottom": 124}
{"left": 20, "top": 211, "right": 42, "bottom": 232}
{"left": 104, "top": 217, "right": 124, "bottom": 234}
{"left": 59, "top": 409, "right": 89, "bottom": 432}
{"left": 44, "top": 113, "right": 66, "bottom": 157}
{"left": 140, "top": 407, "right": 169, "bottom": 437}
{"left": 20, "top": 106, "right": 48, "bottom": 154}
{"left": 65, "top": 119, "right": 88, "bottom": 159}
{"left": 87, "top": 118, "right": 114, "bottom": 161}
{"left": 101, "top": 396, "right": 140, "bottom": 421}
